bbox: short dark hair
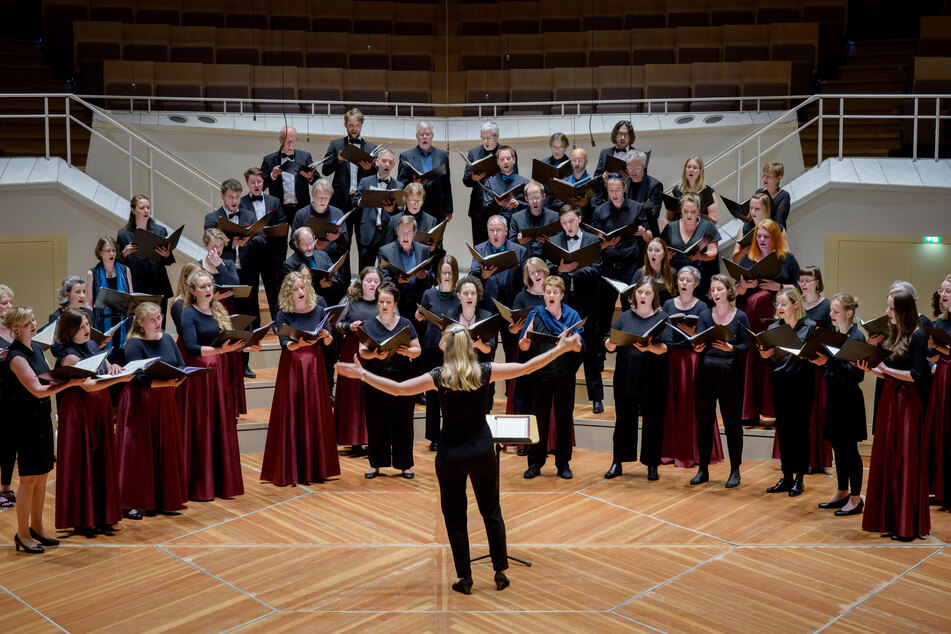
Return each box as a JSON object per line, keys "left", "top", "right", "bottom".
{"left": 220, "top": 178, "right": 243, "bottom": 195}
{"left": 244, "top": 166, "right": 264, "bottom": 181}
{"left": 376, "top": 281, "right": 400, "bottom": 304}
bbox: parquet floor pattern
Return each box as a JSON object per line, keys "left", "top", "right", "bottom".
{"left": 3, "top": 445, "right": 951, "bottom": 633}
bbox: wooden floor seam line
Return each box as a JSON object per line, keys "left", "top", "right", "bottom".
{"left": 0, "top": 583, "right": 67, "bottom": 633}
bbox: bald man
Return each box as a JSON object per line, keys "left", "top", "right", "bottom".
{"left": 261, "top": 125, "right": 317, "bottom": 219}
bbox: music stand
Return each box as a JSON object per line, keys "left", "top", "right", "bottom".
{"left": 470, "top": 414, "right": 539, "bottom": 568}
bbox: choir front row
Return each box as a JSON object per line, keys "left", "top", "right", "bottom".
{"left": 1, "top": 264, "right": 950, "bottom": 555}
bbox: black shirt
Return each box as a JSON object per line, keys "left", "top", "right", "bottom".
{"left": 275, "top": 305, "right": 326, "bottom": 350}
{"left": 125, "top": 334, "right": 184, "bottom": 386}
{"left": 363, "top": 316, "right": 418, "bottom": 380}
{"left": 430, "top": 362, "right": 495, "bottom": 462}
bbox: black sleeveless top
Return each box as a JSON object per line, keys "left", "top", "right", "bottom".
{"left": 430, "top": 362, "right": 494, "bottom": 462}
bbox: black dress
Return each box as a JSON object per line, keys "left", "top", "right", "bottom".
{"left": 766, "top": 317, "right": 816, "bottom": 479}
{"left": 6, "top": 340, "right": 54, "bottom": 476}
{"left": 117, "top": 222, "right": 174, "bottom": 319}
{"left": 660, "top": 218, "right": 721, "bottom": 298}
{"left": 0, "top": 335, "right": 14, "bottom": 488}
{"left": 419, "top": 287, "right": 461, "bottom": 443}
{"left": 431, "top": 362, "right": 508, "bottom": 578}
{"left": 823, "top": 323, "right": 867, "bottom": 496}
{"left": 363, "top": 316, "right": 419, "bottom": 471}
{"left": 609, "top": 310, "right": 671, "bottom": 467}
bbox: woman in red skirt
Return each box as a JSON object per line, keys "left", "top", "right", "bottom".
{"left": 860, "top": 288, "right": 932, "bottom": 541}
{"left": 116, "top": 302, "right": 189, "bottom": 519}
{"left": 926, "top": 275, "right": 951, "bottom": 503}
{"left": 661, "top": 266, "right": 723, "bottom": 468}
{"left": 176, "top": 270, "right": 248, "bottom": 501}
{"left": 262, "top": 271, "right": 340, "bottom": 485}
{"left": 735, "top": 219, "right": 801, "bottom": 424}
{"left": 334, "top": 266, "right": 382, "bottom": 456}
{"left": 53, "top": 308, "right": 131, "bottom": 535}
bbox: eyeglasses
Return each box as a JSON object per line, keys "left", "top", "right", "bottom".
{"left": 487, "top": 228, "right": 507, "bottom": 234}
{"left": 527, "top": 196, "right": 542, "bottom": 202}
{"left": 397, "top": 230, "right": 415, "bottom": 237}
{"left": 606, "top": 173, "right": 624, "bottom": 180}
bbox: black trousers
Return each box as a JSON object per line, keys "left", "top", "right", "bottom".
{"left": 770, "top": 369, "right": 814, "bottom": 478}
{"left": 597, "top": 266, "right": 634, "bottom": 350}
{"left": 435, "top": 449, "right": 508, "bottom": 577}
{"left": 358, "top": 227, "right": 386, "bottom": 272}
{"left": 694, "top": 356, "right": 745, "bottom": 469}
{"left": 831, "top": 439, "right": 863, "bottom": 496}
{"left": 0, "top": 415, "right": 14, "bottom": 486}
{"left": 363, "top": 385, "right": 415, "bottom": 470}
{"left": 614, "top": 390, "right": 667, "bottom": 467}
{"left": 529, "top": 375, "right": 576, "bottom": 470}
{"left": 470, "top": 211, "right": 489, "bottom": 246}
{"left": 565, "top": 288, "right": 603, "bottom": 402}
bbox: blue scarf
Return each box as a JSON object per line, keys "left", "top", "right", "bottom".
{"left": 92, "top": 260, "right": 130, "bottom": 349}
{"left": 521, "top": 303, "right": 585, "bottom": 352}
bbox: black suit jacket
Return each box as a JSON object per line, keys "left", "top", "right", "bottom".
{"left": 378, "top": 240, "right": 435, "bottom": 308}
{"left": 626, "top": 173, "right": 664, "bottom": 226}
{"left": 546, "top": 231, "right": 602, "bottom": 313}
{"left": 239, "top": 192, "right": 287, "bottom": 265}
{"left": 508, "top": 206, "right": 559, "bottom": 259}
{"left": 398, "top": 146, "right": 453, "bottom": 219}
{"left": 353, "top": 174, "right": 404, "bottom": 245}
{"left": 321, "top": 136, "right": 378, "bottom": 212}
{"left": 384, "top": 210, "right": 437, "bottom": 246}
{"left": 290, "top": 204, "right": 349, "bottom": 262}
{"left": 462, "top": 145, "right": 497, "bottom": 218}
{"left": 481, "top": 173, "right": 529, "bottom": 224}
{"left": 281, "top": 250, "right": 344, "bottom": 298}
{"left": 203, "top": 206, "right": 255, "bottom": 263}
{"left": 261, "top": 149, "right": 316, "bottom": 207}
{"left": 469, "top": 239, "right": 528, "bottom": 311}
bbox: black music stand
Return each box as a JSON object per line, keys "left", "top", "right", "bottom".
{"left": 469, "top": 414, "right": 539, "bottom": 568}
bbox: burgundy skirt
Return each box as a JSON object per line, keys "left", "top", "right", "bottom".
{"left": 334, "top": 334, "right": 367, "bottom": 446}
{"left": 771, "top": 366, "right": 833, "bottom": 468}
{"left": 862, "top": 377, "right": 930, "bottom": 538}
{"left": 662, "top": 347, "right": 723, "bottom": 468}
{"left": 55, "top": 388, "right": 122, "bottom": 529}
{"left": 926, "top": 356, "right": 951, "bottom": 500}
{"left": 262, "top": 345, "right": 341, "bottom": 485}
{"left": 176, "top": 339, "right": 245, "bottom": 500}
{"left": 741, "top": 288, "right": 776, "bottom": 420}
{"left": 115, "top": 383, "right": 188, "bottom": 513}
{"left": 223, "top": 349, "right": 247, "bottom": 418}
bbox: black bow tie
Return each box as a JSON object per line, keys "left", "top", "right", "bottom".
{"left": 250, "top": 195, "right": 263, "bottom": 202}
{"left": 282, "top": 153, "right": 294, "bottom": 160}
{"left": 378, "top": 179, "right": 389, "bottom": 186}
{"left": 568, "top": 234, "right": 580, "bottom": 241}
{"left": 227, "top": 212, "right": 240, "bottom": 220}
{"left": 348, "top": 138, "right": 362, "bottom": 145}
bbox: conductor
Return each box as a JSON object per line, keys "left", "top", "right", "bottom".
{"left": 336, "top": 326, "right": 580, "bottom": 594}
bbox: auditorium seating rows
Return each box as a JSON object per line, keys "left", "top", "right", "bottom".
{"left": 99, "top": 60, "right": 793, "bottom": 116}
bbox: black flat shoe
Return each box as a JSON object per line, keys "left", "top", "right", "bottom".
{"left": 891, "top": 534, "right": 916, "bottom": 542}
{"left": 29, "top": 528, "right": 59, "bottom": 546}
{"left": 689, "top": 469, "right": 709, "bottom": 485}
{"left": 494, "top": 571, "right": 510, "bottom": 591}
{"left": 402, "top": 470, "right": 415, "bottom": 479}
{"left": 124, "top": 509, "right": 143, "bottom": 520}
{"left": 516, "top": 447, "right": 528, "bottom": 456}
{"left": 364, "top": 469, "right": 379, "bottom": 479}
{"left": 428, "top": 441, "right": 438, "bottom": 452}
{"left": 452, "top": 576, "right": 473, "bottom": 595}
{"left": 647, "top": 466, "right": 659, "bottom": 481}
{"left": 766, "top": 478, "right": 792, "bottom": 493}
{"left": 835, "top": 500, "right": 864, "bottom": 516}
{"left": 523, "top": 466, "right": 539, "bottom": 479}
{"left": 604, "top": 463, "right": 623, "bottom": 479}
{"left": 243, "top": 366, "right": 256, "bottom": 379}
{"left": 725, "top": 468, "right": 741, "bottom": 488}
{"left": 819, "top": 497, "right": 849, "bottom": 509}
{"left": 592, "top": 400, "right": 604, "bottom": 414}
{"left": 14, "top": 534, "right": 43, "bottom": 554}
{"left": 558, "top": 468, "right": 573, "bottom": 480}
{"left": 788, "top": 478, "right": 805, "bottom": 497}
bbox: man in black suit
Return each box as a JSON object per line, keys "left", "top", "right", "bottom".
{"left": 203, "top": 178, "right": 257, "bottom": 376}
{"left": 547, "top": 204, "right": 605, "bottom": 413}
{"left": 353, "top": 149, "right": 403, "bottom": 271}
{"left": 624, "top": 149, "right": 664, "bottom": 229}
{"left": 290, "top": 178, "right": 349, "bottom": 296}
{"left": 322, "top": 108, "right": 378, "bottom": 276}
{"left": 397, "top": 120, "right": 452, "bottom": 223}
{"left": 470, "top": 214, "right": 528, "bottom": 364}
{"left": 481, "top": 145, "right": 528, "bottom": 229}
{"left": 592, "top": 119, "right": 635, "bottom": 206}
{"left": 239, "top": 166, "right": 286, "bottom": 324}
{"left": 378, "top": 214, "right": 434, "bottom": 326}
{"left": 261, "top": 125, "right": 317, "bottom": 221}
{"left": 509, "top": 180, "right": 559, "bottom": 259}
{"left": 462, "top": 121, "right": 500, "bottom": 245}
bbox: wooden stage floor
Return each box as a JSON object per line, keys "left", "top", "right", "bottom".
{"left": 2, "top": 445, "right": 951, "bottom": 633}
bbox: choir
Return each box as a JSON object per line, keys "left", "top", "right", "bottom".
{"left": 5, "top": 116, "right": 951, "bottom": 565}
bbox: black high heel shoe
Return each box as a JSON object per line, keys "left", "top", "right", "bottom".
{"left": 30, "top": 528, "right": 60, "bottom": 546}
{"left": 494, "top": 571, "right": 510, "bottom": 591}
{"left": 452, "top": 576, "right": 473, "bottom": 595}
{"left": 14, "top": 534, "right": 44, "bottom": 554}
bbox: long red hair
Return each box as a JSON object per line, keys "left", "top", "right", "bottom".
{"left": 748, "top": 219, "right": 789, "bottom": 261}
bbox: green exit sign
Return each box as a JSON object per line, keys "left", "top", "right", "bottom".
{"left": 923, "top": 236, "right": 943, "bottom": 243}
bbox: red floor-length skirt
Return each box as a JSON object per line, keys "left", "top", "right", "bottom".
{"left": 223, "top": 349, "right": 247, "bottom": 418}
{"left": 54, "top": 388, "right": 122, "bottom": 529}
{"left": 926, "top": 356, "right": 951, "bottom": 500}
{"left": 741, "top": 287, "right": 776, "bottom": 420}
{"left": 862, "top": 377, "right": 931, "bottom": 538}
{"left": 176, "top": 339, "right": 245, "bottom": 500}
{"left": 262, "top": 344, "right": 341, "bottom": 485}
{"left": 115, "top": 383, "right": 188, "bottom": 513}
{"left": 771, "top": 366, "right": 833, "bottom": 469}
{"left": 334, "top": 334, "right": 368, "bottom": 446}
{"left": 662, "top": 347, "right": 723, "bottom": 468}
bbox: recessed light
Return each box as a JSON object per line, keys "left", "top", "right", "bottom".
{"left": 704, "top": 115, "right": 724, "bottom": 124}
{"left": 197, "top": 115, "right": 217, "bottom": 124}
{"left": 167, "top": 114, "right": 188, "bottom": 123}
{"left": 675, "top": 115, "right": 695, "bottom": 124}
